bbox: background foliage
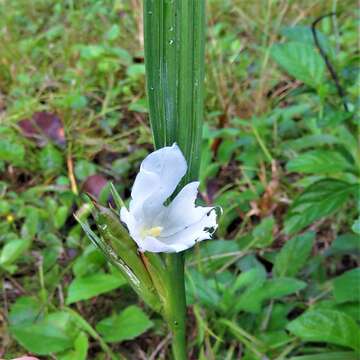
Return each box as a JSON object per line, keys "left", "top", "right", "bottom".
{"left": 0, "top": 0, "right": 358, "bottom": 359}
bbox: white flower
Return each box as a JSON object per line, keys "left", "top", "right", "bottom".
{"left": 120, "top": 144, "right": 218, "bottom": 253}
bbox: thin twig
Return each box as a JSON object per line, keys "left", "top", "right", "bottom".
{"left": 149, "top": 333, "right": 171, "bottom": 360}
{"left": 67, "top": 152, "right": 78, "bottom": 194}
{"left": 311, "top": 12, "right": 349, "bottom": 112}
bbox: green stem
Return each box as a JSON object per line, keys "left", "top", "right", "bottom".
{"left": 165, "top": 253, "right": 187, "bottom": 360}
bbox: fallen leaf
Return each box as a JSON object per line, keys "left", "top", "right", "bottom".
{"left": 18, "top": 112, "right": 66, "bottom": 147}
{"left": 82, "top": 174, "right": 108, "bottom": 199}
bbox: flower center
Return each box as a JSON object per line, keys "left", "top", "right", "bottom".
{"left": 141, "top": 226, "right": 163, "bottom": 238}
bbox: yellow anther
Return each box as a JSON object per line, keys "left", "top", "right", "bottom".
{"left": 141, "top": 226, "right": 163, "bottom": 238}
{"left": 147, "top": 226, "right": 163, "bottom": 237}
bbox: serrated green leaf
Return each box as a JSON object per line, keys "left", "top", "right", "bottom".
{"left": 274, "top": 232, "right": 314, "bottom": 277}
{"left": 286, "top": 150, "right": 351, "bottom": 174}
{"left": 251, "top": 216, "right": 275, "bottom": 248}
{"left": 236, "top": 277, "right": 307, "bottom": 314}
{"left": 285, "top": 179, "right": 356, "bottom": 234}
{"left": 287, "top": 309, "right": 360, "bottom": 351}
{"left": 271, "top": 42, "right": 325, "bottom": 88}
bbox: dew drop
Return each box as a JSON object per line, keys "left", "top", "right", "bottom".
{"left": 169, "top": 39, "right": 174, "bottom": 45}
{"left": 169, "top": 26, "right": 174, "bottom": 32}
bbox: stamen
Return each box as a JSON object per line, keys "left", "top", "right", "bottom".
{"left": 140, "top": 226, "right": 163, "bottom": 238}
{"left": 148, "top": 226, "right": 163, "bottom": 237}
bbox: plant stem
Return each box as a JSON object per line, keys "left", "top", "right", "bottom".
{"left": 165, "top": 253, "right": 187, "bottom": 360}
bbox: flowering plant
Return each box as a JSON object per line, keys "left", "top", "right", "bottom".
{"left": 121, "top": 143, "right": 217, "bottom": 253}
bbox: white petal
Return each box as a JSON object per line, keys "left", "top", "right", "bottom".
{"left": 159, "top": 209, "right": 218, "bottom": 253}
{"left": 161, "top": 181, "right": 214, "bottom": 237}
{"left": 129, "top": 144, "right": 187, "bottom": 224}
{"left": 120, "top": 207, "right": 140, "bottom": 240}
{"left": 137, "top": 236, "right": 180, "bottom": 253}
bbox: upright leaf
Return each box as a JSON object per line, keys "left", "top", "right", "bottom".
{"left": 144, "top": 2, "right": 206, "bottom": 358}
{"left": 144, "top": 0, "right": 205, "bottom": 181}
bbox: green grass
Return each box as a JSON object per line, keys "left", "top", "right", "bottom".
{"left": 0, "top": 0, "right": 359, "bottom": 359}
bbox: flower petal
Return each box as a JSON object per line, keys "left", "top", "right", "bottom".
{"left": 159, "top": 209, "right": 218, "bottom": 253}
{"left": 136, "top": 236, "right": 180, "bottom": 253}
{"left": 160, "top": 181, "right": 213, "bottom": 237}
{"left": 129, "top": 144, "right": 187, "bottom": 224}
{"left": 120, "top": 207, "right": 140, "bottom": 240}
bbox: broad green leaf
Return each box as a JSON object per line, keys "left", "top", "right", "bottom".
{"left": 251, "top": 216, "right": 275, "bottom": 248}
{"left": 105, "top": 24, "right": 121, "bottom": 41}
{"left": 352, "top": 218, "right": 360, "bottom": 235}
{"left": 73, "top": 245, "right": 106, "bottom": 278}
{"left": 126, "top": 64, "right": 145, "bottom": 77}
{"left": 285, "top": 179, "right": 356, "bottom": 234}
{"left": 280, "top": 25, "right": 333, "bottom": 56}
{"left": 185, "top": 269, "right": 222, "bottom": 308}
{"left": 0, "top": 139, "right": 25, "bottom": 165}
{"left": 21, "top": 207, "right": 40, "bottom": 239}
{"left": 333, "top": 268, "right": 360, "bottom": 303}
{"left": 66, "top": 273, "right": 127, "bottom": 305}
{"left": 54, "top": 205, "right": 69, "bottom": 229}
{"left": 221, "top": 268, "right": 266, "bottom": 313}
{"left": 38, "top": 144, "right": 64, "bottom": 174}
{"left": 329, "top": 234, "right": 360, "bottom": 255}
{"left": 236, "top": 277, "right": 306, "bottom": 313}
{"left": 286, "top": 150, "right": 351, "bottom": 174}
{"left": 274, "top": 232, "right": 314, "bottom": 277}
{"left": 74, "top": 160, "right": 97, "bottom": 180}
{"left": 96, "top": 305, "right": 153, "bottom": 343}
{"left": 58, "top": 332, "right": 88, "bottom": 360}
{"left": 287, "top": 309, "right": 360, "bottom": 351}
{"left": 10, "top": 311, "right": 77, "bottom": 355}
{"left": 282, "top": 134, "right": 339, "bottom": 152}
{"left": 8, "top": 296, "right": 43, "bottom": 326}
{"left": 233, "top": 268, "right": 266, "bottom": 293}
{"left": 187, "top": 239, "right": 240, "bottom": 273}
{"left": 0, "top": 239, "right": 31, "bottom": 266}
{"left": 270, "top": 42, "right": 325, "bottom": 88}
{"left": 79, "top": 44, "right": 104, "bottom": 59}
